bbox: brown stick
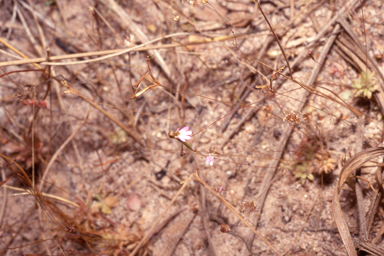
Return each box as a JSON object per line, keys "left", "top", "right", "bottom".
{"left": 252, "top": 0, "right": 293, "bottom": 78}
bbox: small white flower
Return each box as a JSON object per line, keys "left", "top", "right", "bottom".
{"left": 176, "top": 126, "right": 192, "bottom": 142}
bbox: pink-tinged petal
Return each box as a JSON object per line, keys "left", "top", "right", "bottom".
{"left": 175, "top": 126, "right": 192, "bottom": 142}
{"left": 205, "top": 155, "right": 214, "bottom": 166}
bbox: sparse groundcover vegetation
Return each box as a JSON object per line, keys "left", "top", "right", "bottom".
{"left": 1, "top": 0, "right": 384, "bottom": 255}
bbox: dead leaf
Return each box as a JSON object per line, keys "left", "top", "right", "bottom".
{"left": 102, "top": 204, "right": 112, "bottom": 215}
{"left": 127, "top": 194, "right": 141, "bottom": 211}
{"left": 105, "top": 196, "right": 119, "bottom": 208}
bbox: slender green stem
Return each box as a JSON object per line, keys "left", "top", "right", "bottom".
{"left": 173, "top": 138, "right": 196, "bottom": 153}
{"left": 181, "top": 141, "right": 195, "bottom": 152}
{"left": 228, "top": 231, "right": 258, "bottom": 255}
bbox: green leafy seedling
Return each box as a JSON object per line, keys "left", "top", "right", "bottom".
{"left": 45, "top": 0, "right": 56, "bottom": 6}
{"left": 352, "top": 70, "right": 377, "bottom": 99}
{"left": 295, "top": 163, "right": 314, "bottom": 184}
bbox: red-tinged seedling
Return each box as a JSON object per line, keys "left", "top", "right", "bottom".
{"left": 328, "top": 63, "right": 347, "bottom": 79}
{"left": 240, "top": 201, "right": 258, "bottom": 214}
{"left": 65, "top": 224, "right": 77, "bottom": 233}
{"left": 22, "top": 99, "right": 47, "bottom": 108}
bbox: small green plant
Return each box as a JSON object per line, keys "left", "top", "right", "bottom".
{"left": 295, "top": 163, "right": 314, "bottom": 184}
{"left": 45, "top": 0, "right": 56, "bottom": 6}
{"left": 352, "top": 70, "right": 377, "bottom": 99}
{"left": 92, "top": 188, "right": 119, "bottom": 215}
{"left": 288, "top": 132, "right": 336, "bottom": 184}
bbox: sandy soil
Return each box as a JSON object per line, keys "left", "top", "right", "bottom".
{"left": 1, "top": 0, "right": 384, "bottom": 255}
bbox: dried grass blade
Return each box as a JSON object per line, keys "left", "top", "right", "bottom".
{"left": 0, "top": 170, "right": 7, "bottom": 229}
{"left": 0, "top": 174, "right": 15, "bottom": 187}
{"left": 358, "top": 241, "right": 384, "bottom": 256}
{"left": 372, "top": 217, "right": 384, "bottom": 245}
{"left": 333, "top": 147, "right": 384, "bottom": 256}
{"left": 0, "top": 153, "right": 33, "bottom": 188}
{"left": 338, "top": 148, "right": 384, "bottom": 188}
{"left": 102, "top": 0, "right": 172, "bottom": 79}
{"left": 332, "top": 185, "right": 358, "bottom": 256}
{"left": 366, "top": 191, "right": 381, "bottom": 234}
